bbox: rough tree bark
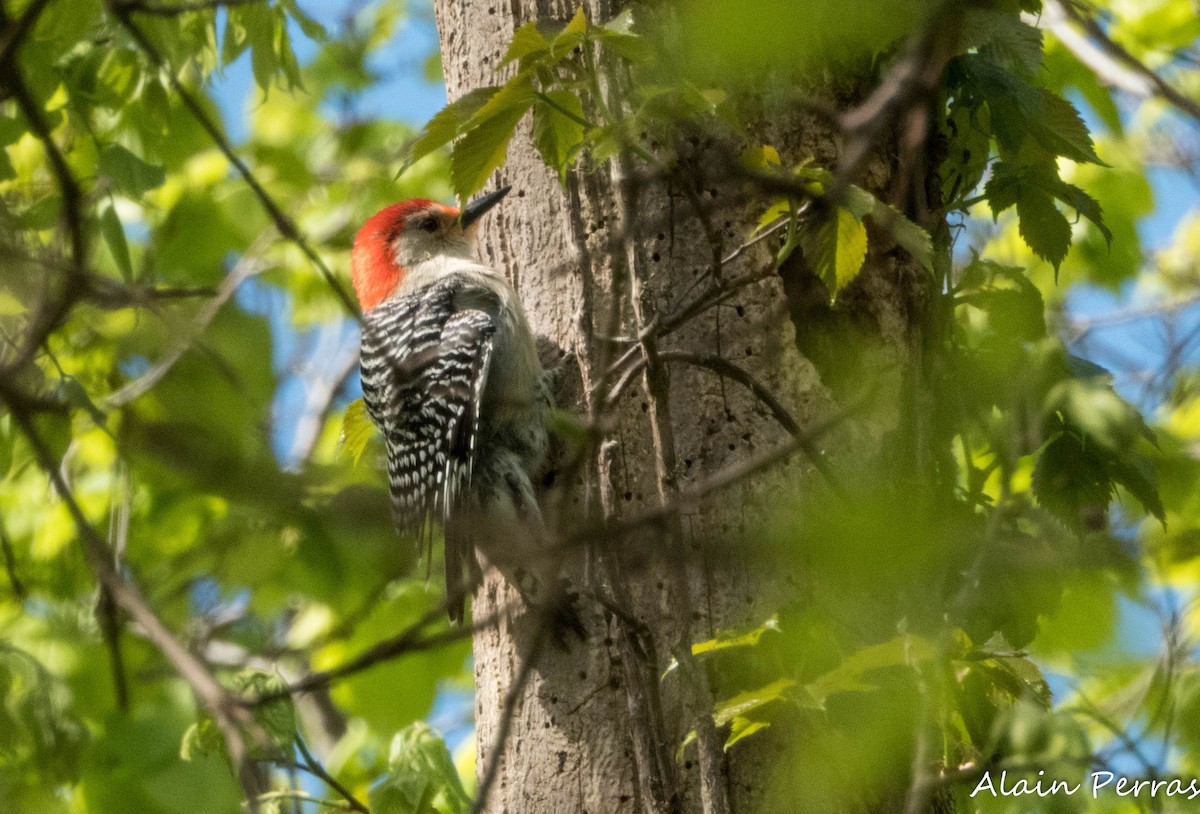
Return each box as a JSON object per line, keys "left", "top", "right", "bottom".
{"left": 432, "top": 2, "right": 933, "bottom": 811}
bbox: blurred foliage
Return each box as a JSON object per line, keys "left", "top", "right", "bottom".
{"left": 1, "top": 0, "right": 1200, "bottom": 812}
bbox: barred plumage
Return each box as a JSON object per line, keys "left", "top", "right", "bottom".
{"left": 360, "top": 279, "right": 497, "bottom": 610}
{"left": 352, "top": 190, "right": 562, "bottom": 627}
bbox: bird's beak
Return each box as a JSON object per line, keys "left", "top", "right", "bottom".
{"left": 460, "top": 185, "right": 511, "bottom": 228}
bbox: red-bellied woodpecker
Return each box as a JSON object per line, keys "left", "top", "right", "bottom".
{"left": 350, "top": 187, "right": 557, "bottom": 625}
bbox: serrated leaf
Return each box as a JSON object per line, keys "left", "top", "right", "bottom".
{"left": 340, "top": 399, "right": 375, "bottom": 465}
{"left": 804, "top": 208, "right": 869, "bottom": 301}
{"left": 967, "top": 9, "right": 1043, "bottom": 78}
{"left": 451, "top": 94, "right": 534, "bottom": 198}
{"left": 98, "top": 144, "right": 165, "bottom": 195}
{"left": 550, "top": 7, "right": 588, "bottom": 59}
{"left": 533, "top": 91, "right": 586, "bottom": 181}
{"left": 1016, "top": 190, "right": 1071, "bottom": 271}
{"left": 98, "top": 200, "right": 133, "bottom": 282}
{"left": 399, "top": 86, "right": 501, "bottom": 175}
{"left": 1032, "top": 90, "right": 1103, "bottom": 165}
{"left": 232, "top": 672, "right": 296, "bottom": 758}
{"left": 370, "top": 723, "right": 470, "bottom": 814}
{"left": 502, "top": 22, "right": 550, "bottom": 66}
{"left": 868, "top": 201, "right": 934, "bottom": 272}
{"left": 1053, "top": 181, "right": 1112, "bottom": 245}
{"left": 1032, "top": 431, "right": 1113, "bottom": 528}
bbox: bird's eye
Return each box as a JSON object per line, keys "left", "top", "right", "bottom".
{"left": 418, "top": 217, "right": 439, "bottom": 233}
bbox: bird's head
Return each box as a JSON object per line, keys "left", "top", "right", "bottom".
{"left": 351, "top": 186, "right": 511, "bottom": 311}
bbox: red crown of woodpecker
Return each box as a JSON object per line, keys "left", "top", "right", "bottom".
{"left": 351, "top": 199, "right": 455, "bottom": 311}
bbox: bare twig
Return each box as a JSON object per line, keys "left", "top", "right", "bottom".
{"left": 0, "top": 0, "right": 53, "bottom": 67}
{"left": 655, "top": 351, "right": 846, "bottom": 496}
{"left": 102, "top": 242, "right": 271, "bottom": 409}
{"left": 294, "top": 733, "right": 369, "bottom": 813}
{"left": 107, "top": 5, "right": 361, "bottom": 320}
{"left": 247, "top": 603, "right": 496, "bottom": 704}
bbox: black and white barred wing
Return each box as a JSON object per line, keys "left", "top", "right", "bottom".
{"left": 359, "top": 282, "right": 495, "bottom": 543}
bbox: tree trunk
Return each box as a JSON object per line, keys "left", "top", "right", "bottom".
{"left": 433, "top": 2, "right": 930, "bottom": 811}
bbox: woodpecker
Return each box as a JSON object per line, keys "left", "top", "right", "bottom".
{"left": 351, "top": 187, "right": 555, "bottom": 624}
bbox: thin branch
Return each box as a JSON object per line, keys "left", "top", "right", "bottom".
{"left": 0, "top": 42, "right": 89, "bottom": 376}
{"left": 656, "top": 351, "right": 847, "bottom": 497}
{"left": 4, "top": 402, "right": 271, "bottom": 811}
{"left": 1046, "top": 0, "right": 1200, "bottom": 125}
{"left": 101, "top": 242, "right": 271, "bottom": 409}
{"left": 0, "top": 0, "right": 53, "bottom": 67}
{"left": 247, "top": 604, "right": 495, "bottom": 704}
{"left": 107, "top": 4, "right": 362, "bottom": 320}
{"left": 566, "top": 391, "right": 874, "bottom": 553}
{"left": 295, "top": 733, "right": 369, "bottom": 814}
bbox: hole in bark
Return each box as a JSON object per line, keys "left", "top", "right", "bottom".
{"left": 487, "top": 5, "right": 494, "bottom": 12}
{"left": 578, "top": 671, "right": 587, "bottom": 680}
{"left": 657, "top": 232, "right": 665, "bottom": 241}
{"left": 641, "top": 402, "right": 648, "bottom": 412}
{"left": 624, "top": 491, "right": 633, "bottom": 501}
{"left": 728, "top": 443, "right": 737, "bottom": 451}
{"left": 685, "top": 760, "right": 694, "bottom": 769}
{"left": 684, "top": 459, "right": 692, "bottom": 468}
{"left": 651, "top": 252, "right": 660, "bottom": 262}
{"left": 745, "top": 346, "right": 753, "bottom": 356}
{"left": 656, "top": 581, "right": 665, "bottom": 589}
{"left": 517, "top": 189, "right": 525, "bottom": 197}
{"left": 736, "top": 305, "right": 745, "bottom": 317}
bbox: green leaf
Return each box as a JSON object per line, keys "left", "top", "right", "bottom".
{"left": 724, "top": 716, "right": 770, "bottom": 751}
{"left": 502, "top": 22, "right": 551, "bottom": 66}
{"left": 1016, "top": 189, "right": 1071, "bottom": 271}
{"left": 867, "top": 201, "right": 934, "bottom": 272}
{"left": 806, "top": 635, "right": 935, "bottom": 706}
{"left": 550, "top": 7, "right": 588, "bottom": 59}
{"left": 98, "top": 144, "right": 166, "bottom": 195}
{"left": 679, "top": 678, "right": 795, "bottom": 759}
{"left": 370, "top": 722, "right": 470, "bottom": 814}
{"left": 1053, "top": 181, "right": 1112, "bottom": 246}
{"left": 232, "top": 672, "right": 297, "bottom": 758}
{"left": 967, "top": 9, "right": 1043, "bottom": 79}
{"left": 180, "top": 719, "right": 224, "bottom": 762}
{"left": 532, "top": 91, "right": 586, "bottom": 181}
{"left": 98, "top": 200, "right": 134, "bottom": 282}
{"left": 399, "top": 87, "right": 501, "bottom": 175}
{"left": 281, "top": 0, "right": 328, "bottom": 41}
{"left": 664, "top": 616, "right": 780, "bottom": 677}
{"left": 451, "top": 81, "right": 535, "bottom": 198}
{"left": 594, "top": 9, "right": 654, "bottom": 63}
{"left": 340, "top": 399, "right": 375, "bottom": 465}
{"left": 804, "top": 207, "right": 869, "bottom": 301}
